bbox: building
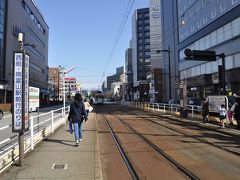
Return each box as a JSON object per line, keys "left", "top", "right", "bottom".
{"left": 106, "top": 66, "right": 124, "bottom": 92}
{"left": 178, "top": 0, "right": 240, "bottom": 97}
{"left": 131, "top": 8, "right": 151, "bottom": 102}
{"left": 61, "top": 77, "right": 77, "bottom": 100}
{"left": 0, "top": 0, "right": 49, "bottom": 104}
{"left": 48, "top": 67, "right": 60, "bottom": 100}
{"left": 150, "top": 0, "right": 179, "bottom": 102}
{"left": 125, "top": 47, "right": 133, "bottom": 101}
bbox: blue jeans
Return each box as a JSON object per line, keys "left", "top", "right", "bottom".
{"left": 73, "top": 122, "right": 83, "bottom": 141}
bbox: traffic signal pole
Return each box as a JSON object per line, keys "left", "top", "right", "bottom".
{"left": 218, "top": 53, "right": 226, "bottom": 95}
{"left": 184, "top": 49, "right": 227, "bottom": 95}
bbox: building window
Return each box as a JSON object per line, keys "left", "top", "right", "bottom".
{"left": 220, "top": 0, "right": 226, "bottom": 12}
{"left": 145, "top": 45, "right": 150, "bottom": 49}
{"left": 144, "top": 51, "right": 150, "bottom": 56}
{"left": 144, "top": 38, "right": 150, "bottom": 43}
{"left": 211, "top": 8, "right": 217, "bottom": 19}
{"left": 144, "top": 13, "right": 149, "bottom": 18}
{"left": 216, "top": 27, "right": 224, "bottom": 44}
{"left": 145, "top": 31, "right": 150, "bottom": 36}
{"left": 232, "top": 0, "right": 238, "bottom": 5}
{"left": 191, "top": 25, "right": 195, "bottom": 32}
{"left": 232, "top": 17, "right": 240, "bottom": 37}
{"left": 210, "top": 31, "right": 217, "bottom": 47}
{"left": 234, "top": 52, "right": 240, "bottom": 68}
{"left": 144, "top": 19, "right": 149, "bottom": 24}
{"left": 138, "top": 13, "right": 143, "bottom": 18}
{"left": 223, "top": 23, "right": 232, "bottom": 41}
{"left": 144, "top": 25, "right": 150, "bottom": 30}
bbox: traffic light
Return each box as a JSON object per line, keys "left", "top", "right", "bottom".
{"left": 184, "top": 48, "right": 216, "bottom": 61}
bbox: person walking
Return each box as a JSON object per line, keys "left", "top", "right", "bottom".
{"left": 84, "top": 99, "right": 91, "bottom": 116}
{"left": 201, "top": 98, "right": 209, "bottom": 123}
{"left": 234, "top": 96, "right": 240, "bottom": 129}
{"left": 68, "top": 93, "right": 88, "bottom": 146}
{"left": 218, "top": 104, "right": 227, "bottom": 128}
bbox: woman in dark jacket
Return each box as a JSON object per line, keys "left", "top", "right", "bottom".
{"left": 201, "top": 98, "right": 209, "bottom": 123}
{"left": 234, "top": 97, "right": 240, "bottom": 129}
{"left": 68, "top": 93, "right": 88, "bottom": 146}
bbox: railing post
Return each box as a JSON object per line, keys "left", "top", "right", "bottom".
{"left": 191, "top": 106, "right": 194, "bottom": 118}
{"left": 51, "top": 110, "right": 54, "bottom": 133}
{"left": 30, "top": 116, "right": 34, "bottom": 150}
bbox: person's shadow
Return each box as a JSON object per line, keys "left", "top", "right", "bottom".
{"left": 44, "top": 138, "right": 76, "bottom": 147}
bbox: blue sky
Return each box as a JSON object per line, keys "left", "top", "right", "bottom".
{"left": 34, "top": 0, "right": 148, "bottom": 90}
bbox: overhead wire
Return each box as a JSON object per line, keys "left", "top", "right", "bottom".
{"left": 100, "top": 0, "right": 136, "bottom": 87}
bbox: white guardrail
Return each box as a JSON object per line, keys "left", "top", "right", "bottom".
{"left": 129, "top": 102, "right": 202, "bottom": 118}
{"left": 0, "top": 106, "right": 70, "bottom": 174}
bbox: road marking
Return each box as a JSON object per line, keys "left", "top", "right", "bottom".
{"left": 0, "top": 125, "right": 10, "bottom": 131}
{"left": 0, "top": 138, "right": 10, "bottom": 145}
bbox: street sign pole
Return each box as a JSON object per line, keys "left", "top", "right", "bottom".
{"left": 13, "top": 33, "right": 30, "bottom": 167}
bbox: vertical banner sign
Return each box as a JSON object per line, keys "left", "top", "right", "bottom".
{"left": 23, "top": 54, "right": 30, "bottom": 131}
{"left": 13, "top": 52, "right": 23, "bottom": 132}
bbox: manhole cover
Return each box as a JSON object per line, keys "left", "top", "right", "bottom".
{"left": 52, "top": 164, "right": 68, "bottom": 170}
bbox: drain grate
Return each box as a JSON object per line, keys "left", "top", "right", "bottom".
{"left": 52, "top": 164, "right": 68, "bottom": 170}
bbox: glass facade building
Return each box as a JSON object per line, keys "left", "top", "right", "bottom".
{"left": 178, "top": 0, "right": 240, "bottom": 97}
{"left": 0, "top": 0, "right": 6, "bottom": 81}
{"left": 0, "top": 0, "right": 49, "bottom": 103}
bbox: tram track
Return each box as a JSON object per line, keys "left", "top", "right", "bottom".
{"left": 99, "top": 106, "right": 199, "bottom": 180}
{"left": 96, "top": 104, "right": 240, "bottom": 179}
{"left": 117, "top": 106, "right": 240, "bottom": 157}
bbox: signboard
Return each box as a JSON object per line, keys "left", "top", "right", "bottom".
{"left": 13, "top": 52, "right": 23, "bottom": 132}
{"left": 207, "top": 95, "right": 228, "bottom": 113}
{"left": 23, "top": 54, "right": 30, "bottom": 130}
{"left": 29, "top": 86, "right": 40, "bottom": 112}
{"left": 12, "top": 52, "right": 30, "bottom": 132}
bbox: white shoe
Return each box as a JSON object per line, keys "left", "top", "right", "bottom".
{"left": 79, "top": 139, "right": 82, "bottom": 142}
{"left": 76, "top": 140, "right": 79, "bottom": 146}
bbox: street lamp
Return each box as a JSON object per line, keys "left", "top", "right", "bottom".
{"left": 61, "top": 66, "right": 76, "bottom": 115}
{"left": 156, "top": 47, "right": 171, "bottom": 101}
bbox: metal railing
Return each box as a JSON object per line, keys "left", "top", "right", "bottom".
{"left": 131, "top": 102, "right": 202, "bottom": 119}
{"left": 0, "top": 106, "right": 70, "bottom": 174}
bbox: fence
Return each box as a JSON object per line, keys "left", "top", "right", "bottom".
{"left": 0, "top": 106, "right": 70, "bottom": 174}
{"left": 130, "top": 102, "right": 202, "bottom": 119}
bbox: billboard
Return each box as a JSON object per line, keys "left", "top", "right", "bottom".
{"left": 29, "top": 86, "right": 40, "bottom": 112}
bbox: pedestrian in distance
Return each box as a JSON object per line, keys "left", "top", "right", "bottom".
{"left": 201, "top": 98, "right": 209, "bottom": 123}
{"left": 228, "top": 103, "right": 235, "bottom": 126}
{"left": 84, "top": 98, "right": 91, "bottom": 116}
{"left": 68, "top": 93, "right": 88, "bottom": 146}
{"left": 234, "top": 96, "right": 240, "bottom": 129}
{"left": 218, "top": 104, "right": 227, "bottom": 128}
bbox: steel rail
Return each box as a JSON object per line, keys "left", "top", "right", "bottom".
{"left": 102, "top": 114, "right": 139, "bottom": 180}
{"left": 104, "top": 108, "right": 199, "bottom": 180}
{"left": 129, "top": 108, "right": 240, "bottom": 157}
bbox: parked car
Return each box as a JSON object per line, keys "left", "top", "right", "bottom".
{"left": 0, "top": 108, "right": 3, "bottom": 119}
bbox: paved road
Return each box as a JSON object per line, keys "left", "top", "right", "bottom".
{"left": 0, "top": 105, "right": 67, "bottom": 154}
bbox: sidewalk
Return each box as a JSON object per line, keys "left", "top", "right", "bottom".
{"left": 1, "top": 113, "right": 102, "bottom": 180}
{"left": 150, "top": 110, "right": 240, "bottom": 137}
